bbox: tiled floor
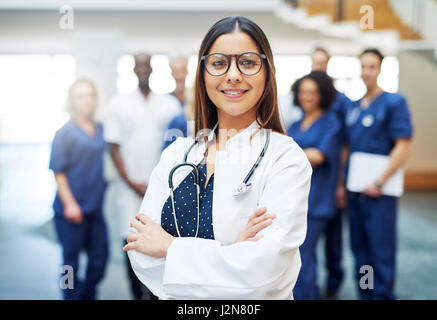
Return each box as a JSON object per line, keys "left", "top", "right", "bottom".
{"left": 1, "top": 143, "right": 436, "bottom": 299}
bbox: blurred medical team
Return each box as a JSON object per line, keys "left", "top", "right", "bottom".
{"left": 49, "top": 15, "right": 413, "bottom": 300}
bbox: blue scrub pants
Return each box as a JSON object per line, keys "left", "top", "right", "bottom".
{"left": 294, "top": 216, "right": 330, "bottom": 300}
{"left": 324, "top": 208, "right": 344, "bottom": 295}
{"left": 54, "top": 209, "right": 109, "bottom": 300}
{"left": 347, "top": 192, "right": 397, "bottom": 300}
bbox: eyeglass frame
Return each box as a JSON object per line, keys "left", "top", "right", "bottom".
{"left": 201, "top": 52, "right": 267, "bottom": 76}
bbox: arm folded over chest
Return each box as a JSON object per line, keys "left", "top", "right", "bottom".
{"left": 128, "top": 139, "right": 312, "bottom": 299}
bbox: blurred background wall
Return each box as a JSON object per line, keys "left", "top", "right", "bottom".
{"left": 0, "top": 0, "right": 436, "bottom": 183}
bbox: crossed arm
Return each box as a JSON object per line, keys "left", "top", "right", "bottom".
{"left": 123, "top": 207, "right": 276, "bottom": 258}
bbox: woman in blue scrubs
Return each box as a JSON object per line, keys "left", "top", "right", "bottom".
{"left": 342, "top": 49, "right": 413, "bottom": 300}
{"left": 288, "top": 71, "right": 341, "bottom": 299}
{"left": 311, "top": 47, "right": 353, "bottom": 299}
{"left": 49, "top": 79, "right": 109, "bottom": 300}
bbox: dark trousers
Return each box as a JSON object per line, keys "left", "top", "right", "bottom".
{"left": 347, "top": 192, "right": 397, "bottom": 300}
{"left": 294, "top": 216, "right": 330, "bottom": 300}
{"left": 123, "top": 239, "right": 158, "bottom": 300}
{"left": 54, "top": 209, "right": 109, "bottom": 300}
{"left": 324, "top": 208, "right": 344, "bottom": 295}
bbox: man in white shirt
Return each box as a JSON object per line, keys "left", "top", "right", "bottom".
{"left": 104, "top": 53, "right": 180, "bottom": 299}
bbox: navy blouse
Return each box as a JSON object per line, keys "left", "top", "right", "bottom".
{"left": 161, "top": 164, "right": 215, "bottom": 239}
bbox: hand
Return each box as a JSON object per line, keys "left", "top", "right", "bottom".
{"left": 235, "top": 207, "right": 276, "bottom": 243}
{"left": 129, "top": 182, "right": 148, "bottom": 197}
{"left": 335, "top": 182, "right": 347, "bottom": 210}
{"left": 363, "top": 183, "right": 383, "bottom": 198}
{"left": 123, "top": 214, "right": 174, "bottom": 258}
{"left": 64, "top": 201, "right": 83, "bottom": 224}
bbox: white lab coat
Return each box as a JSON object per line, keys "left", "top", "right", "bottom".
{"left": 127, "top": 120, "right": 312, "bottom": 299}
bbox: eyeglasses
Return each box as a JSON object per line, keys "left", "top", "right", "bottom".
{"left": 201, "top": 52, "right": 267, "bottom": 76}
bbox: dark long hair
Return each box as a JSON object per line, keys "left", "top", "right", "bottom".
{"left": 292, "top": 71, "right": 336, "bottom": 111}
{"left": 193, "top": 16, "right": 284, "bottom": 135}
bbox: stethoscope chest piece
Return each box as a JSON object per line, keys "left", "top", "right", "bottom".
{"left": 234, "top": 182, "right": 252, "bottom": 197}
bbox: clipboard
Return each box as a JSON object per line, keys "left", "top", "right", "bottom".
{"left": 346, "top": 152, "right": 404, "bottom": 197}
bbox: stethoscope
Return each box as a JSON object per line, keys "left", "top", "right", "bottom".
{"left": 167, "top": 124, "right": 271, "bottom": 237}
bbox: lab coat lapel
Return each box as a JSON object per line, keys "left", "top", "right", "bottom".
{"left": 212, "top": 122, "right": 268, "bottom": 244}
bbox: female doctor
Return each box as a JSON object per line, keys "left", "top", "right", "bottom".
{"left": 123, "top": 16, "right": 312, "bottom": 300}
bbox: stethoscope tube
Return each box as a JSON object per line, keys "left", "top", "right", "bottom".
{"left": 241, "top": 129, "right": 270, "bottom": 186}
{"left": 233, "top": 129, "right": 270, "bottom": 196}
{"left": 168, "top": 163, "right": 199, "bottom": 189}
{"left": 168, "top": 162, "right": 201, "bottom": 238}
{"left": 183, "top": 140, "right": 199, "bottom": 163}
{"left": 168, "top": 126, "right": 270, "bottom": 237}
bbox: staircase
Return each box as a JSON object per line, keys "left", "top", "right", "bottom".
{"left": 294, "top": 0, "right": 422, "bottom": 40}
{"left": 275, "top": 0, "right": 436, "bottom": 56}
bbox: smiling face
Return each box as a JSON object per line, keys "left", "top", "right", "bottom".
{"left": 297, "top": 78, "right": 321, "bottom": 113}
{"left": 204, "top": 30, "right": 266, "bottom": 126}
{"left": 360, "top": 53, "right": 381, "bottom": 90}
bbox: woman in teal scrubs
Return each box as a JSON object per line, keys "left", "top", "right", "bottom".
{"left": 288, "top": 71, "right": 341, "bottom": 299}
{"left": 343, "top": 49, "right": 413, "bottom": 299}
{"left": 49, "top": 79, "right": 109, "bottom": 299}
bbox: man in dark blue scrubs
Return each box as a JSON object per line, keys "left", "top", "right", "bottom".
{"left": 344, "top": 49, "right": 413, "bottom": 299}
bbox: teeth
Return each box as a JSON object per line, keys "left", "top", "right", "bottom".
{"left": 223, "top": 90, "right": 245, "bottom": 95}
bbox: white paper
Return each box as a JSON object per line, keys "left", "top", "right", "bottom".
{"left": 347, "top": 152, "right": 404, "bottom": 197}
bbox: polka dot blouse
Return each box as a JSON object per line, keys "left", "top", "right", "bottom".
{"left": 161, "top": 164, "right": 215, "bottom": 239}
